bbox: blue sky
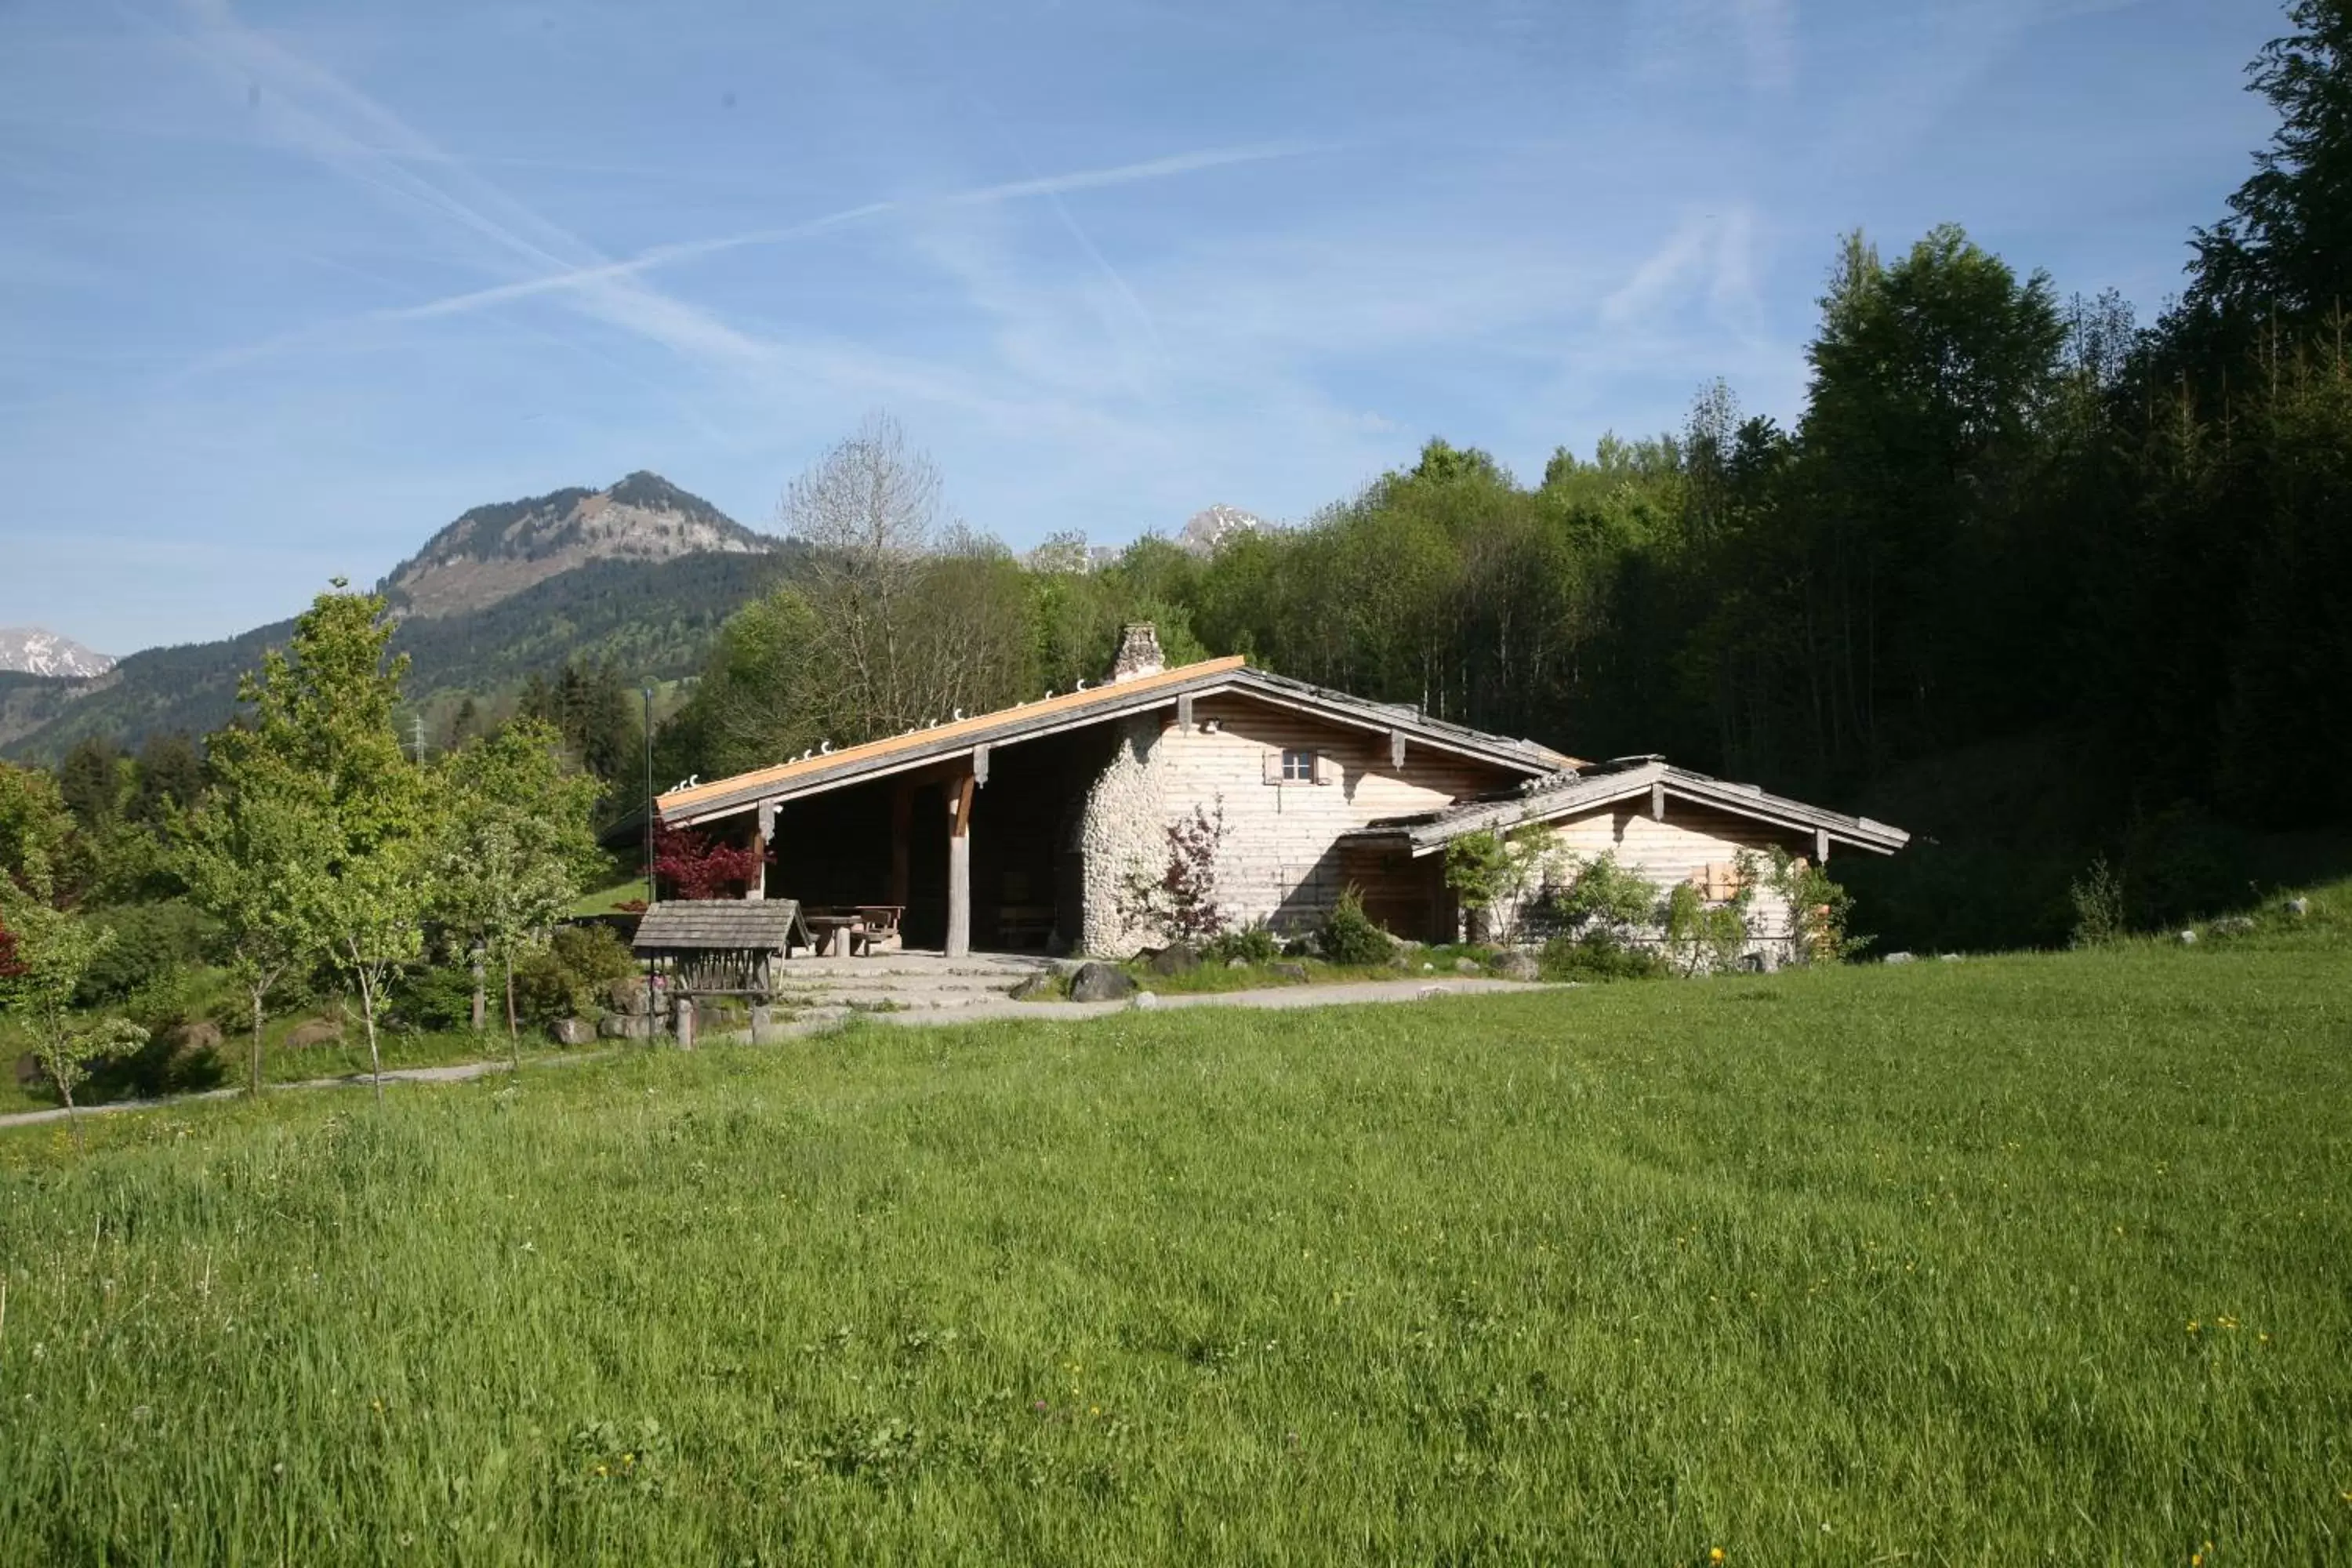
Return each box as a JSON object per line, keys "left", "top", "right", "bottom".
{"left": 0, "top": 0, "right": 2285, "bottom": 655}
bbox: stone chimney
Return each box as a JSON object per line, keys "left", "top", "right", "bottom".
{"left": 1110, "top": 622, "right": 1165, "bottom": 682}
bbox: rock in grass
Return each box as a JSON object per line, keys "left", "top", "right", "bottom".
{"left": 1490, "top": 949, "right": 1541, "bottom": 982}
{"left": 1227, "top": 956, "right": 1250, "bottom": 969}
{"left": 2285, "top": 897, "right": 2310, "bottom": 917}
{"left": 2176, "top": 929, "right": 2198, "bottom": 945}
{"left": 550, "top": 1018, "right": 595, "bottom": 1047}
{"left": 1882, "top": 952, "right": 1915, "bottom": 965}
{"left": 1147, "top": 942, "right": 1200, "bottom": 976}
{"left": 165, "top": 1020, "right": 223, "bottom": 1054}
{"left": 598, "top": 1014, "right": 655, "bottom": 1040}
{"left": 1454, "top": 956, "right": 1482, "bottom": 975}
{"left": 1007, "top": 971, "right": 1059, "bottom": 1000}
{"left": 2209, "top": 915, "right": 2256, "bottom": 937}
{"left": 1069, "top": 962, "right": 1136, "bottom": 1003}
{"left": 286, "top": 1018, "right": 342, "bottom": 1049}
{"left": 1270, "top": 962, "right": 1310, "bottom": 984}
{"left": 1132, "top": 990, "right": 1160, "bottom": 1010}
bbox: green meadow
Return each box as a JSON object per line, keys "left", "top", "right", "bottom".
{"left": 2, "top": 893, "right": 2348, "bottom": 1565}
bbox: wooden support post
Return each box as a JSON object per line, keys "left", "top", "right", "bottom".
{"left": 946, "top": 771, "right": 976, "bottom": 958}
{"left": 1389, "top": 728, "right": 1406, "bottom": 770}
{"left": 746, "top": 800, "right": 774, "bottom": 901}
{"left": 973, "top": 742, "right": 990, "bottom": 787}
{"left": 1650, "top": 781, "right": 1667, "bottom": 822}
{"left": 673, "top": 994, "right": 695, "bottom": 1051}
{"left": 1815, "top": 827, "right": 1831, "bottom": 865}
{"left": 890, "top": 782, "right": 913, "bottom": 909}
{"left": 1177, "top": 691, "right": 1195, "bottom": 731}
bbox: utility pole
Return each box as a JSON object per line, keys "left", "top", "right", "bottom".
{"left": 410, "top": 713, "right": 427, "bottom": 763}
{"left": 642, "top": 684, "right": 659, "bottom": 1025}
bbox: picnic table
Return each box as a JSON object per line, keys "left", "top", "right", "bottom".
{"left": 801, "top": 905, "right": 906, "bottom": 957}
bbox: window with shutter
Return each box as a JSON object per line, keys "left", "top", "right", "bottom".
{"left": 1280, "top": 748, "right": 1316, "bottom": 782}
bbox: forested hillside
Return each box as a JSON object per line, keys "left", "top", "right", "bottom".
{"left": 656, "top": 5, "right": 2352, "bottom": 951}
{"left": 1, "top": 551, "right": 785, "bottom": 764}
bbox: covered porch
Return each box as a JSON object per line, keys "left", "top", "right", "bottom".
{"left": 725, "top": 721, "right": 1117, "bottom": 957}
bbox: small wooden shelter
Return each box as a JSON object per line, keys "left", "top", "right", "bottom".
{"left": 630, "top": 898, "right": 814, "bottom": 996}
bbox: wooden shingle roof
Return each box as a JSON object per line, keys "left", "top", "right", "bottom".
{"left": 631, "top": 899, "right": 804, "bottom": 953}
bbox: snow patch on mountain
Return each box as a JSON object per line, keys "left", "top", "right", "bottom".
{"left": 0, "top": 628, "right": 115, "bottom": 679}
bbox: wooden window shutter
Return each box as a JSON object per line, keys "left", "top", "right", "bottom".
{"left": 1263, "top": 750, "right": 1283, "bottom": 785}
{"left": 1313, "top": 751, "right": 1338, "bottom": 785}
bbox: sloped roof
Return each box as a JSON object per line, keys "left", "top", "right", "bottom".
{"left": 658, "top": 655, "right": 1574, "bottom": 826}
{"left": 1341, "top": 757, "right": 1909, "bottom": 855}
{"left": 631, "top": 898, "right": 806, "bottom": 953}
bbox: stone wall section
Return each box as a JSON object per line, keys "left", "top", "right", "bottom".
{"left": 1076, "top": 715, "right": 1174, "bottom": 956}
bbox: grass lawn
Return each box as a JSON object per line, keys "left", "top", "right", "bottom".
{"left": 2, "top": 893, "right": 2347, "bottom": 1563}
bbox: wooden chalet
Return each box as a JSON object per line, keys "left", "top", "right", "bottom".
{"left": 653, "top": 625, "right": 1908, "bottom": 960}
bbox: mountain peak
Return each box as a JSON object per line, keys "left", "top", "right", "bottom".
{"left": 384, "top": 472, "right": 775, "bottom": 619}
{"left": 0, "top": 627, "right": 114, "bottom": 679}
{"left": 1178, "top": 503, "right": 1269, "bottom": 557}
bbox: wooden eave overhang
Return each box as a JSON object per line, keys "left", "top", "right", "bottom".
{"left": 656, "top": 656, "right": 1571, "bottom": 827}
{"left": 1341, "top": 759, "right": 1909, "bottom": 857}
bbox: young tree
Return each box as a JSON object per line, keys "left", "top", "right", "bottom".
{"left": 196, "top": 581, "right": 435, "bottom": 1105}
{"left": 175, "top": 757, "right": 334, "bottom": 1096}
{"left": 0, "top": 761, "right": 82, "bottom": 907}
{"left": 435, "top": 719, "right": 602, "bottom": 1064}
{"left": 0, "top": 902, "right": 147, "bottom": 1149}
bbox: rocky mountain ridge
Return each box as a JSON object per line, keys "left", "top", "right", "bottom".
{"left": 383, "top": 470, "right": 775, "bottom": 619}
{"left": 0, "top": 627, "right": 114, "bottom": 679}
{"left": 1177, "top": 503, "right": 1268, "bottom": 557}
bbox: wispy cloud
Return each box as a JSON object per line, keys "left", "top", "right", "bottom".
{"left": 157, "top": 0, "right": 777, "bottom": 368}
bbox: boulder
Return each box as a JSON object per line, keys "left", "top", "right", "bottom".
{"left": 2176, "top": 929, "right": 2198, "bottom": 946}
{"left": 1227, "top": 956, "right": 1250, "bottom": 969}
{"left": 1147, "top": 942, "right": 1201, "bottom": 977}
{"left": 165, "top": 1019, "right": 223, "bottom": 1055}
{"left": 1269, "top": 962, "right": 1311, "bottom": 984}
{"left": 1132, "top": 990, "right": 1160, "bottom": 1010}
{"left": 1490, "top": 949, "right": 1541, "bottom": 982}
{"left": 2209, "top": 915, "right": 2256, "bottom": 937}
{"left": 2285, "top": 897, "right": 2310, "bottom": 917}
{"left": 598, "top": 1014, "right": 655, "bottom": 1041}
{"left": 606, "top": 977, "right": 654, "bottom": 1016}
{"left": 1007, "top": 971, "right": 1059, "bottom": 1001}
{"left": 1454, "top": 956, "right": 1482, "bottom": 975}
{"left": 1882, "top": 952, "right": 1916, "bottom": 965}
{"left": 549, "top": 1017, "right": 595, "bottom": 1047}
{"left": 286, "top": 1018, "right": 342, "bottom": 1049}
{"left": 1069, "top": 962, "right": 1136, "bottom": 1003}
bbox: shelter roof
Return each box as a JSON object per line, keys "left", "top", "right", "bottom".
{"left": 631, "top": 898, "right": 806, "bottom": 953}
{"left": 1340, "top": 757, "right": 1909, "bottom": 856}
{"left": 656, "top": 656, "right": 1576, "bottom": 826}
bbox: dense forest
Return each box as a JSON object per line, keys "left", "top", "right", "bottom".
{"left": 655, "top": 2, "right": 2352, "bottom": 951}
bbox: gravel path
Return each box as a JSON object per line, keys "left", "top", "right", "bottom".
{"left": 0, "top": 978, "right": 1559, "bottom": 1132}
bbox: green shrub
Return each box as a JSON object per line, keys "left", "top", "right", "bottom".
{"left": 73, "top": 902, "right": 219, "bottom": 1007}
{"left": 1319, "top": 886, "right": 1395, "bottom": 967}
{"left": 1539, "top": 931, "right": 1665, "bottom": 982}
{"left": 2068, "top": 857, "right": 2127, "bottom": 947}
{"left": 514, "top": 924, "right": 639, "bottom": 1025}
{"left": 1203, "top": 922, "right": 1281, "bottom": 964}
{"left": 395, "top": 962, "right": 482, "bottom": 1033}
